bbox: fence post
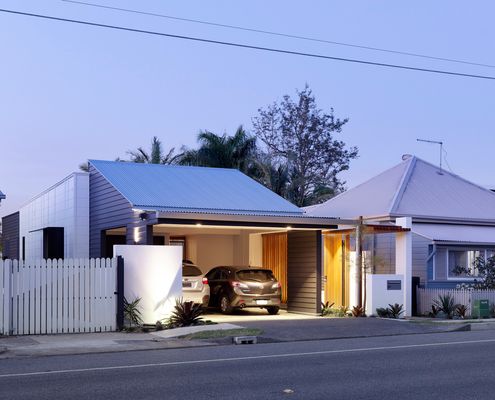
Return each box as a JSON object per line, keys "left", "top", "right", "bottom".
{"left": 116, "top": 256, "right": 124, "bottom": 331}
{"left": 3, "top": 260, "right": 13, "bottom": 336}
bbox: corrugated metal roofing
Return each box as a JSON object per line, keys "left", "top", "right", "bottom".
{"left": 89, "top": 160, "right": 303, "bottom": 216}
{"left": 307, "top": 156, "right": 495, "bottom": 222}
{"left": 307, "top": 159, "right": 410, "bottom": 219}
{"left": 413, "top": 224, "right": 495, "bottom": 244}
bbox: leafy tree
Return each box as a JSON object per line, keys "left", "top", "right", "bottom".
{"left": 179, "top": 126, "right": 256, "bottom": 173}
{"left": 454, "top": 255, "right": 495, "bottom": 289}
{"left": 252, "top": 85, "right": 358, "bottom": 206}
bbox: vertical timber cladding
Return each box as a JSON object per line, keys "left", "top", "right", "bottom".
{"left": 287, "top": 230, "right": 322, "bottom": 314}
{"left": 1, "top": 212, "right": 20, "bottom": 260}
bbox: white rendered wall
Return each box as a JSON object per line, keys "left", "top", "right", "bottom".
{"left": 19, "top": 173, "right": 89, "bottom": 260}
{"left": 114, "top": 245, "right": 182, "bottom": 324}
{"left": 249, "top": 233, "right": 263, "bottom": 267}
{"left": 366, "top": 274, "right": 404, "bottom": 317}
{"left": 395, "top": 217, "right": 412, "bottom": 317}
{"left": 185, "top": 235, "right": 235, "bottom": 272}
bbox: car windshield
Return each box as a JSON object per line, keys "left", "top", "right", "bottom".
{"left": 183, "top": 265, "right": 202, "bottom": 277}
{"left": 236, "top": 270, "right": 275, "bottom": 282}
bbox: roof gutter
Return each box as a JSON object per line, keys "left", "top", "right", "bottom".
{"left": 155, "top": 210, "right": 356, "bottom": 228}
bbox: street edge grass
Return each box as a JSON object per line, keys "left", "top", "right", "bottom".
{"left": 181, "top": 328, "right": 263, "bottom": 340}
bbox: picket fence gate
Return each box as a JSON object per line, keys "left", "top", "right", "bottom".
{"left": 0, "top": 258, "right": 118, "bottom": 335}
{"left": 417, "top": 287, "right": 495, "bottom": 317}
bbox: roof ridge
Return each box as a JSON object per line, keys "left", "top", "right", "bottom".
{"left": 388, "top": 156, "right": 417, "bottom": 214}
{"left": 319, "top": 156, "right": 412, "bottom": 205}
{"left": 88, "top": 159, "right": 240, "bottom": 173}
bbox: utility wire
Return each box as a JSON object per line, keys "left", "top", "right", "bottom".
{"left": 61, "top": 0, "right": 495, "bottom": 69}
{"left": 2, "top": 8, "right": 495, "bottom": 81}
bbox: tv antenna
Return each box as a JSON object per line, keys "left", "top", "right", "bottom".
{"left": 417, "top": 138, "right": 443, "bottom": 174}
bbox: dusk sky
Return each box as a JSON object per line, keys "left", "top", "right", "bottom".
{"left": 1, "top": 0, "right": 495, "bottom": 218}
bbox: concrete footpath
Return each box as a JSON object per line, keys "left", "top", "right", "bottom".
{"left": 1, "top": 317, "right": 493, "bottom": 359}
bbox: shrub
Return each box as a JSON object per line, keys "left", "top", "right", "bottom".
{"left": 455, "top": 304, "right": 468, "bottom": 319}
{"left": 336, "top": 305, "right": 349, "bottom": 317}
{"left": 167, "top": 298, "right": 204, "bottom": 328}
{"left": 387, "top": 303, "right": 404, "bottom": 319}
{"left": 433, "top": 294, "right": 456, "bottom": 319}
{"left": 321, "top": 301, "right": 335, "bottom": 316}
{"left": 376, "top": 307, "right": 390, "bottom": 318}
{"left": 351, "top": 305, "right": 366, "bottom": 317}
{"left": 428, "top": 305, "right": 440, "bottom": 318}
{"left": 123, "top": 297, "right": 143, "bottom": 328}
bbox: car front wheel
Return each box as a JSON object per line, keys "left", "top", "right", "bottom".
{"left": 267, "top": 306, "right": 279, "bottom": 315}
{"left": 220, "top": 295, "right": 233, "bottom": 314}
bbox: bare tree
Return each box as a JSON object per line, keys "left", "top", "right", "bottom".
{"left": 252, "top": 85, "right": 358, "bottom": 206}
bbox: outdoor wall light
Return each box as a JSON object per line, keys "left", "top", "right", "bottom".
{"left": 195, "top": 223, "right": 202, "bottom": 227}
{"left": 286, "top": 226, "right": 292, "bottom": 230}
{"left": 133, "top": 227, "right": 140, "bottom": 243}
{"left": 139, "top": 212, "right": 148, "bottom": 221}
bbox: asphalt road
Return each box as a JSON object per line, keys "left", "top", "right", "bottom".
{"left": 1, "top": 330, "right": 495, "bottom": 400}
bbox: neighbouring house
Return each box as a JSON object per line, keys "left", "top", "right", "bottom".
{"left": 307, "top": 155, "right": 495, "bottom": 291}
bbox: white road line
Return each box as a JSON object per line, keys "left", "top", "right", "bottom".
{"left": 1, "top": 338, "right": 495, "bottom": 378}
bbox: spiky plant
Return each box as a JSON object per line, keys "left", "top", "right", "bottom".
{"left": 351, "top": 305, "right": 366, "bottom": 317}
{"left": 387, "top": 303, "right": 404, "bottom": 319}
{"left": 433, "top": 294, "right": 456, "bottom": 319}
{"left": 455, "top": 304, "right": 468, "bottom": 319}
{"left": 321, "top": 301, "right": 335, "bottom": 316}
{"left": 168, "top": 298, "right": 204, "bottom": 328}
{"left": 123, "top": 297, "right": 143, "bottom": 328}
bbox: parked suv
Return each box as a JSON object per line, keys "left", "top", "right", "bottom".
{"left": 205, "top": 266, "right": 281, "bottom": 314}
{"left": 182, "top": 261, "right": 210, "bottom": 307}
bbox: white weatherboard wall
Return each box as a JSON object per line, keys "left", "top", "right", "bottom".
{"left": 19, "top": 173, "right": 89, "bottom": 260}
{"left": 366, "top": 274, "right": 404, "bottom": 317}
{"left": 114, "top": 245, "right": 182, "bottom": 324}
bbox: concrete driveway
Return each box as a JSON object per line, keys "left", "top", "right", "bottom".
{"left": 203, "top": 308, "right": 317, "bottom": 323}
{"left": 203, "top": 308, "right": 464, "bottom": 342}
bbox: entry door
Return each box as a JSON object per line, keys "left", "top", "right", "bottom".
{"left": 323, "top": 235, "right": 346, "bottom": 307}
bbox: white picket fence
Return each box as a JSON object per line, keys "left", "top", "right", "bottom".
{"left": 0, "top": 258, "right": 118, "bottom": 335}
{"left": 417, "top": 287, "right": 495, "bottom": 317}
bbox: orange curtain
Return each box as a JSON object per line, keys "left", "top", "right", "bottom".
{"left": 262, "top": 232, "right": 288, "bottom": 303}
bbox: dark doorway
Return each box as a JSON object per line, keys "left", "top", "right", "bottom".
{"left": 43, "top": 227, "right": 64, "bottom": 259}
{"left": 105, "top": 235, "right": 126, "bottom": 258}
{"left": 153, "top": 236, "right": 165, "bottom": 245}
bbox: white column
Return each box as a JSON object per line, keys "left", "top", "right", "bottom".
{"left": 395, "top": 217, "right": 412, "bottom": 317}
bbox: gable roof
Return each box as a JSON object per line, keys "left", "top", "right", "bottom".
{"left": 89, "top": 160, "right": 303, "bottom": 217}
{"left": 307, "top": 156, "right": 495, "bottom": 223}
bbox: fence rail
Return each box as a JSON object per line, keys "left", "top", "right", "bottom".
{"left": 417, "top": 287, "right": 495, "bottom": 317}
{"left": 0, "top": 258, "right": 117, "bottom": 335}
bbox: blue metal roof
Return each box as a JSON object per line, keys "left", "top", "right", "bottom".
{"left": 89, "top": 160, "right": 303, "bottom": 216}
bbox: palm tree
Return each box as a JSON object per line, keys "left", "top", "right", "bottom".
{"left": 179, "top": 126, "right": 257, "bottom": 173}
{"left": 250, "top": 153, "right": 290, "bottom": 197}
{"left": 127, "top": 136, "right": 180, "bottom": 164}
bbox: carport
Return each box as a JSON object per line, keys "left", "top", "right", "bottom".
{"left": 124, "top": 211, "right": 343, "bottom": 315}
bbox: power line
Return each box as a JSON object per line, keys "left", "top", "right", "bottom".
{"left": 2, "top": 8, "right": 495, "bottom": 81}
{"left": 61, "top": 0, "right": 495, "bottom": 69}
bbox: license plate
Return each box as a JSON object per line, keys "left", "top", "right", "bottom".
{"left": 182, "top": 282, "right": 192, "bottom": 288}
{"left": 256, "top": 299, "right": 268, "bottom": 305}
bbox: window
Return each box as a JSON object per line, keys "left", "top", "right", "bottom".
{"left": 447, "top": 248, "right": 495, "bottom": 279}
{"left": 182, "top": 265, "right": 202, "bottom": 277}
